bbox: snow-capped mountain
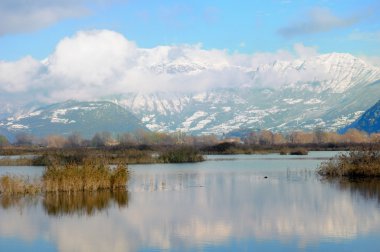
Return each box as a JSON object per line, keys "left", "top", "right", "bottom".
{"left": 0, "top": 101, "right": 147, "bottom": 139}
{"left": 1, "top": 52, "right": 380, "bottom": 137}
{"left": 113, "top": 53, "right": 380, "bottom": 135}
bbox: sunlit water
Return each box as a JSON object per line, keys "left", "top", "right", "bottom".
{"left": 1, "top": 151, "right": 380, "bottom": 252}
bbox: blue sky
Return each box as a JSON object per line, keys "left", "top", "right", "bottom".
{"left": 0, "top": 0, "right": 379, "bottom": 61}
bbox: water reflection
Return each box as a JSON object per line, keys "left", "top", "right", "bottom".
{"left": 332, "top": 178, "right": 380, "bottom": 205}
{"left": 43, "top": 190, "right": 129, "bottom": 216}
{"left": 1, "top": 153, "right": 380, "bottom": 251}
{"left": 0, "top": 190, "right": 129, "bottom": 217}
{"left": 0, "top": 194, "right": 39, "bottom": 210}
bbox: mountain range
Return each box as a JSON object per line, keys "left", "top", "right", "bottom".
{"left": 1, "top": 52, "right": 380, "bottom": 138}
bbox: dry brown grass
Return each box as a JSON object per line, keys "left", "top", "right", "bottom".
{"left": 42, "top": 159, "right": 129, "bottom": 193}
{"left": 0, "top": 175, "right": 41, "bottom": 195}
{"left": 318, "top": 147, "right": 380, "bottom": 178}
{"left": 0, "top": 157, "right": 129, "bottom": 195}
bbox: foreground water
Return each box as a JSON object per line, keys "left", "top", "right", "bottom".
{"left": 1, "top": 152, "right": 380, "bottom": 251}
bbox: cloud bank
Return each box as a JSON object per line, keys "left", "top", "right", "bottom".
{"left": 0, "top": 29, "right": 375, "bottom": 108}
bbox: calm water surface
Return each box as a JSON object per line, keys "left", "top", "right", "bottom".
{"left": 1, "top": 151, "right": 380, "bottom": 252}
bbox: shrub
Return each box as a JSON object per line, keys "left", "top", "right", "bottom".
{"left": 289, "top": 148, "right": 308, "bottom": 155}
{"left": 160, "top": 146, "right": 204, "bottom": 163}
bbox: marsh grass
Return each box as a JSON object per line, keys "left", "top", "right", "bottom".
{"left": 43, "top": 159, "right": 129, "bottom": 193}
{"left": 0, "top": 175, "right": 41, "bottom": 195}
{"left": 0, "top": 155, "right": 129, "bottom": 195}
{"left": 318, "top": 147, "right": 380, "bottom": 178}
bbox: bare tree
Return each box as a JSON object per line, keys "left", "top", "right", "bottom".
{"left": 44, "top": 135, "right": 67, "bottom": 148}
{"left": 15, "top": 133, "right": 35, "bottom": 146}
{"left": 66, "top": 132, "right": 83, "bottom": 147}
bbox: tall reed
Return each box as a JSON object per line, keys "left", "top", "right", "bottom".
{"left": 42, "top": 158, "right": 129, "bottom": 193}
{"left": 0, "top": 175, "right": 40, "bottom": 195}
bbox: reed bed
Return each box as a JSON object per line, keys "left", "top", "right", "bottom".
{"left": 43, "top": 159, "right": 129, "bottom": 193}
{"left": 0, "top": 156, "right": 129, "bottom": 195}
{"left": 318, "top": 147, "right": 380, "bottom": 178}
{"left": 0, "top": 175, "right": 41, "bottom": 195}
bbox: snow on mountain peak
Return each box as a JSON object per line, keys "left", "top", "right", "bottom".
{"left": 248, "top": 52, "right": 380, "bottom": 93}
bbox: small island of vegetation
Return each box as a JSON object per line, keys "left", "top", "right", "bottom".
{"left": 318, "top": 146, "right": 380, "bottom": 178}
{"left": 0, "top": 154, "right": 129, "bottom": 195}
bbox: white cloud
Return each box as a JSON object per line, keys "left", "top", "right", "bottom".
{"left": 48, "top": 30, "right": 138, "bottom": 86}
{"left": 293, "top": 43, "right": 318, "bottom": 59}
{"left": 0, "top": 56, "right": 45, "bottom": 92}
{"left": 359, "top": 55, "right": 380, "bottom": 67}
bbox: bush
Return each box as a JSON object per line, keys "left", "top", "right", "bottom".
{"left": 160, "top": 146, "right": 204, "bottom": 163}
{"left": 289, "top": 148, "right": 308, "bottom": 155}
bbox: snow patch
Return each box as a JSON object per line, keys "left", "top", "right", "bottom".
{"left": 9, "top": 124, "right": 28, "bottom": 129}
{"left": 283, "top": 99, "right": 303, "bottom": 104}
{"left": 304, "top": 99, "right": 322, "bottom": 105}
{"left": 222, "top": 107, "right": 231, "bottom": 112}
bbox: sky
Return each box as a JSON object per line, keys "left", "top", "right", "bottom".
{"left": 1, "top": 0, "right": 379, "bottom": 60}
{"left": 0, "top": 0, "right": 380, "bottom": 104}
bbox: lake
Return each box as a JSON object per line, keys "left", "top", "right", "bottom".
{"left": 1, "top": 151, "right": 380, "bottom": 251}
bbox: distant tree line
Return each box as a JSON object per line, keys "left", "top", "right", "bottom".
{"left": 0, "top": 128, "right": 378, "bottom": 149}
